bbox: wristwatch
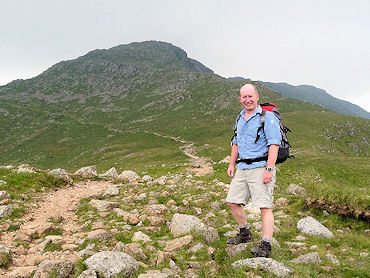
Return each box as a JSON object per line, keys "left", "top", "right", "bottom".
{"left": 265, "top": 167, "right": 274, "bottom": 172}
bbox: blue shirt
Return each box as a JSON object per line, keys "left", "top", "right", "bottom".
{"left": 232, "top": 106, "right": 282, "bottom": 169}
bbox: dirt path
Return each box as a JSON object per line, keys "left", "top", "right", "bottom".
{"left": 0, "top": 180, "right": 112, "bottom": 273}
{"left": 145, "top": 131, "right": 214, "bottom": 176}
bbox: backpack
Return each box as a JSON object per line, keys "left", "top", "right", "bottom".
{"left": 231, "top": 102, "right": 294, "bottom": 164}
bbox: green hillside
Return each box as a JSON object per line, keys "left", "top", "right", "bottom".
{"left": 0, "top": 41, "right": 369, "bottom": 218}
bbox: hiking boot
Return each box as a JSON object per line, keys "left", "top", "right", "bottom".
{"left": 226, "top": 227, "right": 254, "bottom": 245}
{"left": 250, "top": 240, "right": 272, "bottom": 257}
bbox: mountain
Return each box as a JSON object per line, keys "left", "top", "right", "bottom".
{"left": 261, "top": 82, "right": 370, "bottom": 119}
{"left": 228, "top": 77, "right": 370, "bottom": 119}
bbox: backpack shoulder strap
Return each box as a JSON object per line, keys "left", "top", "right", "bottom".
{"left": 255, "top": 110, "right": 266, "bottom": 144}
{"left": 231, "top": 113, "right": 242, "bottom": 145}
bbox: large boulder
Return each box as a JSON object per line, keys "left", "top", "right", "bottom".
{"left": 117, "top": 171, "right": 140, "bottom": 182}
{"left": 74, "top": 166, "right": 97, "bottom": 179}
{"left": 99, "top": 167, "right": 118, "bottom": 179}
{"left": 232, "top": 258, "right": 293, "bottom": 277}
{"left": 169, "top": 213, "right": 219, "bottom": 243}
{"left": 48, "top": 168, "right": 73, "bottom": 184}
{"left": 290, "top": 252, "right": 321, "bottom": 264}
{"left": 84, "top": 251, "right": 139, "bottom": 278}
{"left": 33, "top": 260, "right": 74, "bottom": 278}
{"left": 297, "top": 216, "right": 333, "bottom": 238}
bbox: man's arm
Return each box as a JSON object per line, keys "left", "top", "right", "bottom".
{"left": 227, "top": 144, "right": 239, "bottom": 178}
{"left": 263, "top": 144, "right": 279, "bottom": 184}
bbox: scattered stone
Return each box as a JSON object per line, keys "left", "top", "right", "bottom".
{"left": 245, "top": 201, "right": 261, "bottom": 215}
{"left": 210, "top": 201, "right": 221, "bottom": 211}
{"left": 7, "top": 266, "right": 38, "bottom": 278}
{"left": 89, "top": 199, "right": 119, "bottom": 211}
{"left": 77, "top": 269, "right": 98, "bottom": 278}
{"left": 155, "top": 250, "right": 172, "bottom": 266}
{"left": 136, "top": 193, "right": 147, "bottom": 201}
{"left": 118, "top": 170, "right": 140, "bottom": 182}
{"left": 293, "top": 235, "right": 307, "bottom": 241}
{"left": 48, "top": 168, "right": 73, "bottom": 184}
{"left": 142, "top": 175, "right": 153, "bottom": 182}
{"left": 125, "top": 243, "right": 147, "bottom": 260}
{"left": 17, "top": 165, "right": 37, "bottom": 173}
{"left": 87, "top": 229, "right": 112, "bottom": 241}
{"left": 194, "top": 207, "right": 202, "bottom": 215}
{"left": 360, "top": 252, "right": 368, "bottom": 258}
{"left": 189, "top": 243, "right": 205, "bottom": 253}
{"left": 0, "top": 191, "right": 10, "bottom": 200}
{"left": 0, "top": 204, "right": 13, "bottom": 218}
{"left": 74, "top": 165, "right": 97, "bottom": 179}
{"left": 310, "top": 245, "right": 319, "bottom": 250}
{"left": 0, "top": 180, "right": 6, "bottom": 186}
{"left": 252, "top": 222, "right": 281, "bottom": 234}
{"left": 232, "top": 257, "right": 293, "bottom": 277}
{"left": 155, "top": 176, "right": 168, "bottom": 185}
{"left": 274, "top": 197, "right": 289, "bottom": 208}
{"left": 290, "top": 252, "right": 321, "bottom": 264}
{"left": 144, "top": 204, "right": 168, "bottom": 215}
{"left": 286, "top": 184, "right": 306, "bottom": 195}
{"left": 0, "top": 244, "right": 11, "bottom": 267}
{"left": 297, "top": 216, "right": 333, "bottom": 238}
{"left": 103, "top": 186, "right": 120, "bottom": 197}
{"left": 326, "top": 253, "right": 340, "bottom": 265}
{"left": 164, "top": 235, "right": 193, "bottom": 252}
{"left": 138, "top": 270, "right": 170, "bottom": 278}
{"left": 85, "top": 252, "right": 139, "bottom": 278}
{"left": 133, "top": 231, "right": 152, "bottom": 243}
{"left": 99, "top": 167, "right": 118, "bottom": 178}
{"left": 34, "top": 260, "right": 74, "bottom": 278}
{"left": 226, "top": 243, "right": 250, "bottom": 257}
{"left": 169, "top": 259, "right": 182, "bottom": 272}
{"left": 169, "top": 213, "right": 219, "bottom": 243}
{"left": 223, "top": 230, "right": 238, "bottom": 238}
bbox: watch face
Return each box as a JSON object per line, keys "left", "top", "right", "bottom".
{"left": 266, "top": 167, "right": 273, "bottom": 172}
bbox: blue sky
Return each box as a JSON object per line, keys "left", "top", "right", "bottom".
{"left": 1, "top": 0, "right": 369, "bottom": 111}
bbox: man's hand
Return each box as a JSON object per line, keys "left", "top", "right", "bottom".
{"left": 227, "top": 164, "right": 235, "bottom": 178}
{"left": 263, "top": 170, "right": 273, "bottom": 184}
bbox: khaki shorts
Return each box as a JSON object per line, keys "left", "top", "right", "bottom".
{"left": 226, "top": 167, "right": 276, "bottom": 208}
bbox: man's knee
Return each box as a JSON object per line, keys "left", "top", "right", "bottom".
{"left": 227, "top": 202, "right": 241, "bottom": 209}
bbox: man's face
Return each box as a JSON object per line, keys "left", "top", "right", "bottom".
{"left": 239, "top": 90, "right": 259, "bottom": 111}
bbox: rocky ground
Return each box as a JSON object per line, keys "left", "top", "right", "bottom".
{"left": 0, "top": 158, "right": 369, "bottom": 277}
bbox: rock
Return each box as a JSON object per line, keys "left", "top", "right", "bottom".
{"left": 0, "top": 244, "right": 11, "bottom": 267}
{"left": 87, "top": 229, "right": 112, "bottom": 241}
{"left": 163, "top": 235, "right": 193, "bottom": 252}
{"left": 7, "top": 266, "right": 38, "bottom": 278}
{"left": 74, "top": 165, "right": 97, "bottom": 179}
{"left": 148, "top": 216, "right": 166, "bottom": 226}
{"left": 0, "top": 204, "right": 13, "bottom": 218}
{"left": 0, "top": 191, "right": 10, "bottom": 200}
{"left": 132, "top": 231, "right": 152, "bottom": 243}
{"left": 117, "top": 170, "right": 140, "bottom": 182}
{"left": 226, "top": 243, "right": 250, "bottom": 257}
{"left": 169, "top": 260, "right": 182, "bottom": 272}
{"left": 297, "top": 216, "right": 333, "bottom": 238}
{"left": 169, "top": 213, "right": 219, "bottom": 243}
{"left": 85, "top": 251, "right": 139, "bottom": 278}
{"left": 245, "top": 201, "right": 261, "bottom": 215}
{"left": 99, "top": 167, "right": 118, "bottom": 178}
{"left": 210, "top": 201, "right": 221, "bottom": 210}
{"left": 291, "top": 252, "right": 321, "bottom": 264}
{"left": 326, "top": 253, "right": 340, "bottom": 265}
{"left": 360, "top": 252, "right": 368, "bottom": 258}
{"left": 155, "top": 250, "right": 172, "bottom": 266}
{"left": 252, "top": 222, "right": 281, "bottom": 234}
{"left": 138, "top": 270, "right": 170, "bottom": 278}
{"left": 142, "top": 175, "right": 153, "bottom": 182}
{"left": 274, "top": 197, "right": 289, "bottom": 208}
{"left": 232, "top": 257, "right": 293, "bottom": 277}
{"left": 103, "top": 186, "right": 120, "bottom": 197}
{"left": 34, "top": 260, "right": 74, "bottom": 278}
{"left": 155, "top": 176, "right": 168, "bottom": 185}
{"left": 125, "top": 243, "right": 147, "bottom": 260}
{"left": 223, "top": 230, "right": 238, "bottom": 238}
{"left": 189, "top": 243, "right": 205, "bottom": 253}
{"left": 286, "top": 184, "right": 306, "bottom": 195}
{"left": 48, "top": 168, "right": 73, "bottom": 184}
{"left": 136, "top": 193, "right": 147, "bottom": 201}
{"left": 0, "top": 180, "right": 6, "bottom": 186}
{"left": 77, "top": 269, "right": 97, "bottom": 278}
{"left": 17, "top": 165, "right": 37, "bottom": 173}
{"left": 89, "top": 199, "right": 119, "bottom": 211}
{"left": 144, "top": 204, "right": 168, "bottom": 215}
{"left": 194, "top": 207, "right": 202, "bottom": 215}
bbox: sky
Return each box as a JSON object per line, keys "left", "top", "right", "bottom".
{"left": 1, "top": 0, "right": 369, "bottom": 112}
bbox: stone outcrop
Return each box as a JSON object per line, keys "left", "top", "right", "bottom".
{"left": 48, "top": 168, "right": 73, "bottom": 184}
{"left": 99, "top": 167, "right": 118, "bottom": 178}
{"left": 34, "top": 260, "right": 74, "bottom": 278}
{"left": 117, "top": 170, "right": 140, "bottom": 182}
{"left": 291, "top": 252, "right": 321, "bottom": 264}
{"left": 0, "top": 205, "right": 13, "bottom": 218}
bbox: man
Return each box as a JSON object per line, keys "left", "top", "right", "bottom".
{"left": 226, "top": 84, "right": 281, "bottom": 258}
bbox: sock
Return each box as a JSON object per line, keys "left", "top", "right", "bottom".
{"left": 262, "top": 237, "right": 272, "bottom": 243}
{"left": 238, "top": 224, "right": 249, "bottom": 230}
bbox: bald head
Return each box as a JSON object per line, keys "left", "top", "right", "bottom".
{"left": 240, "top": 84, "right": 258, "bottom": 96}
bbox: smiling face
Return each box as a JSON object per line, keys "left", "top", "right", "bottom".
{"left": 239, "top": 84, "right": 259, "bottom": 112}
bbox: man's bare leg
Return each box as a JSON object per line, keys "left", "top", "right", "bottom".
{"left": 226, "top": 202, "right": 253, "bottom": 244}
{"left": 261, "top": 208, "right": 274, "bottom": 239}
{"left": 227, "top": 202, "right": 247, "bottom": 226}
